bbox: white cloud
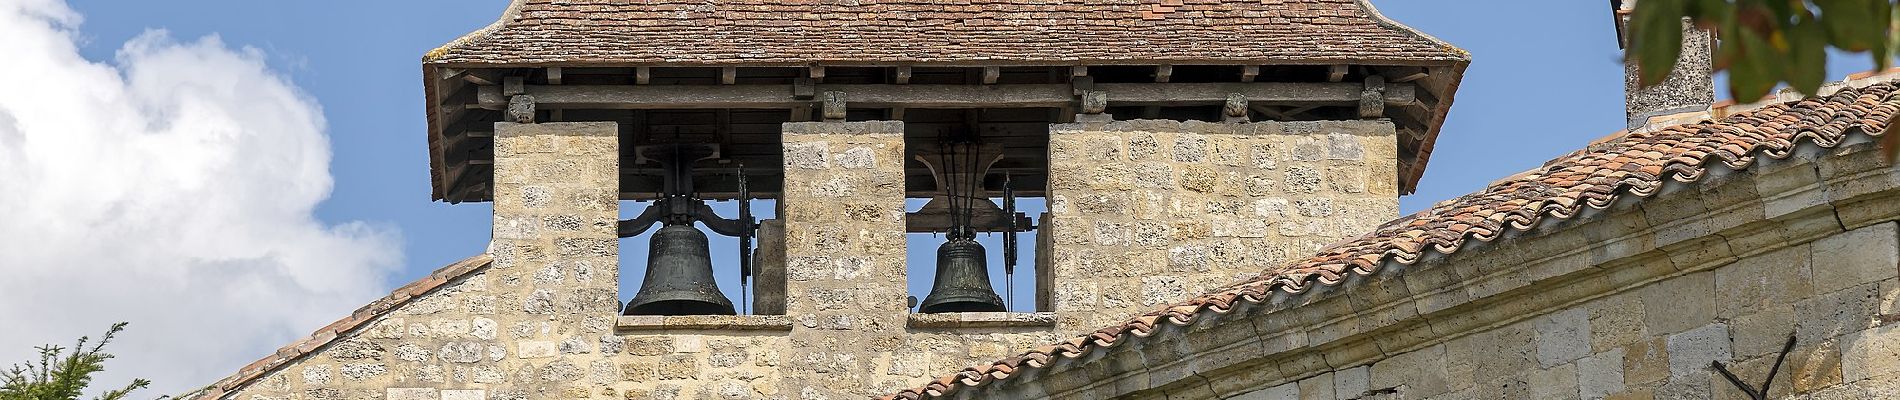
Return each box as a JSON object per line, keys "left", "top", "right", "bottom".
{"left": 0, "top": 0, "right": 400, "bottom": 395}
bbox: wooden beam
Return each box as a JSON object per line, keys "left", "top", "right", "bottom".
{"left": 1071, "top": 66, "right": 1089, "bottom": 78}
{"left": 503, "top": 76, "right": 525, "bottom": 96}
{"left": 809, "top": 66, "right": 826, "bottom": 83}
{"left": 498, "top": 82, "right": 1418, "bottom": 110}
{"left": 982, "top": 66, "right": 1000, "bottom": 85}
{"left": 635, "top": 67, "right": 651, "bottom": 85}
{"left": 721, "top": 67, "right": 737, "bottom": 85}
{"left": 546, "top": 67, "right": 563, "bottom": 85}
{"left": 1241, "top": 65, "right": 1259, "bottom": 83}
{"left": 1328, "top": 64, "right": 1349, "bottom": 82}
{"left": 896, "top": 66, "right": 913, "bottom": 84}
{"left": 1155, "top": 65, "right": 1173, "bottom": 83}
{"left": 1389, "top": 66, "right": 1429, "bottom": 83}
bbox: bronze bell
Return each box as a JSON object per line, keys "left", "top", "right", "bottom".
{"left": 917, "top": 238, "right": 1007, "bottom": 313}
{"left": 624, "top": 225, "right": 736, "bottom": 316}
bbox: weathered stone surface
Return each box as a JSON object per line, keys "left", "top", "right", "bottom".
{"left": 1810, "top": 222, "right": 1898, "bottom": 294}
{"left": 1841, "top": 323, "right": 1900, "bottom": 382}
{"left": 1577, "top": 349, "right": 1626, "bottom": 400}
{"left": 1640, "top": 272, "right": 1715, "bottom": 335}
{"left": 1537, "top": 308, "right": 1593, "bottom": 368}
{"left": 1665, "top": 323, "right": 1731, "bottom": 379}
{"left": 1046, "top": 120, "right": 1397, "bottom": 333}
{"left": 1530, "top": 363, "right": 1581, "bottom": 400}
{"left": 1335, "top": 365, "right": 1371, "bottom": 398}
{"left": 1232, "top": 381, "right": 1297, "bottom": 400}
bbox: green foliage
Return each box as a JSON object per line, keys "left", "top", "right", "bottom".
{"left": 0, "top": 323, "right": 154, "bottom": 400}
{"left": 1630, "top": 0, "right": 1900, "bottom": 159}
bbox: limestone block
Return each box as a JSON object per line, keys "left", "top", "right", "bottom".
{"left": 1589, "top": 293, "right": 1647, "bottom": 352}
{"left": 1370, "top": 345, "right": 1450, "bottom": 398}
{"left": 1623, "top": 337, "right": 1670, "bottom": 386}
{"left": 1577, "top": 349, "right": 1626, "bottom": 400}
{"left": 1787, "top": 340, "right": 1845, "bottom": 393}
{"left": 1728, "top": 305, "right": 1795, "bottom": 358}
{"left": 1297, "top": 371, "right": 1335, "bottom": 400}
{"left": 1841, "top": 323, "right": 1900, "bottom": 382}
{"left": 1531, "top": 363, "right": 1581, "bottom": 400}
{"left": 441, "top": 389, "right": 486, "bottom": 400}
{"left": 1639, "top": 271, "right": 1715, "bottom": 335}
{"left": 1883, "top": 278, "right": 1900, "bottom": 315}
{"left": 1335, "top": 365, "right": 1371, "bottom": 398}
{"left": 1714, "top": 244, "right": 1813, "bottom": 318}
{"left": 1537, "top": 308, "right": 1594, "bottom": 368}
{"left": 387, "top": 388, "right": 437, "bottom": 400}
{"left": 517, "top": 341, "right": 558, "bottom": 359}
{"left": 1811, "top": 222, "right": 1898, "bottom": 294}
{"left": 1232, "top": 381, "right": 1298, "bottom": 400}
{"left": 1794, "top": 283, "right": 1881, "bottom": 343}
{"left": 1664, "top": 323, "right": 1732, "bottom": 379}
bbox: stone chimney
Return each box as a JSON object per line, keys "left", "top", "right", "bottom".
{"left": 1614, "top": 0, "right": 1715, "bottom": 130}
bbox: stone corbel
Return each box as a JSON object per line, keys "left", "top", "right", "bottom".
{"left": 1359, "top": 75, "right": 1387, "bottom": 119}
{"left": 821, "top": 91, "right": 847, "bottom": 122}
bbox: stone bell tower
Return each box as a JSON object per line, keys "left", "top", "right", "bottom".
{"left": 192, "top": 0, "right": 1470, "bottom": 399}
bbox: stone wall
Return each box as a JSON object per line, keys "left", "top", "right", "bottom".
{"left": 1234, "top": 222, "right": 1900, "bottom": 400}
{"left": 216, "top": 121, "right": 1069, "bottom": 400}
{"left": 971, "top": 138, "right": 1900, "bottom": 400}
{"left": 1044, "top": 119, "right": 1399, "bottom": 330}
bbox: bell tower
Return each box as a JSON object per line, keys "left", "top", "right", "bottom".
{"left": 406, "top": 0, "right": 1469, "bottom": 397}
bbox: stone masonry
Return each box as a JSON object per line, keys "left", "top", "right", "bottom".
{"left": 212, "top": 121, "right": 1075, "bottom": 399}
{"left": 778, "top": 121, "right": 915, "bottom": 398}
{"left": 1044, "top": 119, "right": 1399, "bottom": 330}
{"left": 1224, "top": 222, "right": 1900, "bottom": 400}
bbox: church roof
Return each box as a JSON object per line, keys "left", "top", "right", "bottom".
{"left": 422, "top": 0, "right": 1467, "bottom": 67}
{"left": 181, "top": 255, "right": 493, "bottom": 399}
{"left": 883, "top": 74, "right": 1900, "bottom": 399}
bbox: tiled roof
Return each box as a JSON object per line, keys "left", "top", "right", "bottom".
{"left": 423, "top": 0, "right": 1467, "bottom": 66}
{"left": 885, "top": 78, "right": 1900, "bottom": 399}
{"left": 180, "top": 254, "right": 493, "bottom": 400}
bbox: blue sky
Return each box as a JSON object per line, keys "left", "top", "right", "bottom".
{"left": 17, "top": 0, "right": 1881, "bottom": 392}
{"left": 60, "top": 0, "right": 1881, "bottom": 309}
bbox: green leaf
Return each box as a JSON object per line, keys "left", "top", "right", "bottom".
{"left": 1817, "top": 0, "right": 1882, "bottom": 51}
{"left": 1634, "top": 0, "right": 1689, "bottom": 87}
{"left": 1729, "top": 27, "right": 1783, "bottom": 101}
{"left": 1787, "top": 19, "right": 1829, "bottom": 95}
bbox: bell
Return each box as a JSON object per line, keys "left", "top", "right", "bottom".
{"left": 624, "top": 225, "right": 736, "bottom": 316}
{"left": 917, "top": 238, "right": 1007, "bottom": 313}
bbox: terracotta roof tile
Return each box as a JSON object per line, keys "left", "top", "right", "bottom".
{"left": 179, "top": 254, "right": 493, "bottom": 399}
{"left": 883, "top": 81, "right": 1900, "bottom": 399}
{"left": 424, "top": 0, "right": 1466, "bottom": 66}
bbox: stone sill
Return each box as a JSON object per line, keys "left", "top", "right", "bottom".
{"left": 907, "top": 312, "right": 1058, "bottom": 329}
{"left": 616, "top": 315, "right": 793, "bottom": 332}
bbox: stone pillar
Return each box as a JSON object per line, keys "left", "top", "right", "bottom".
{"left": 752, "top": 219, "right": 787, "bottom": 315}
{"left": 487, "top": 122, "right": 622, "bottom": 393}
{"left": 1617, "top": 1, "right": 1715, "bottom": 129}
{"left": 777, "top": 121, "right": 909, "bottom": 398}
{"left": 1044, "top": 120, "right": 1399, "bottom": 331}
